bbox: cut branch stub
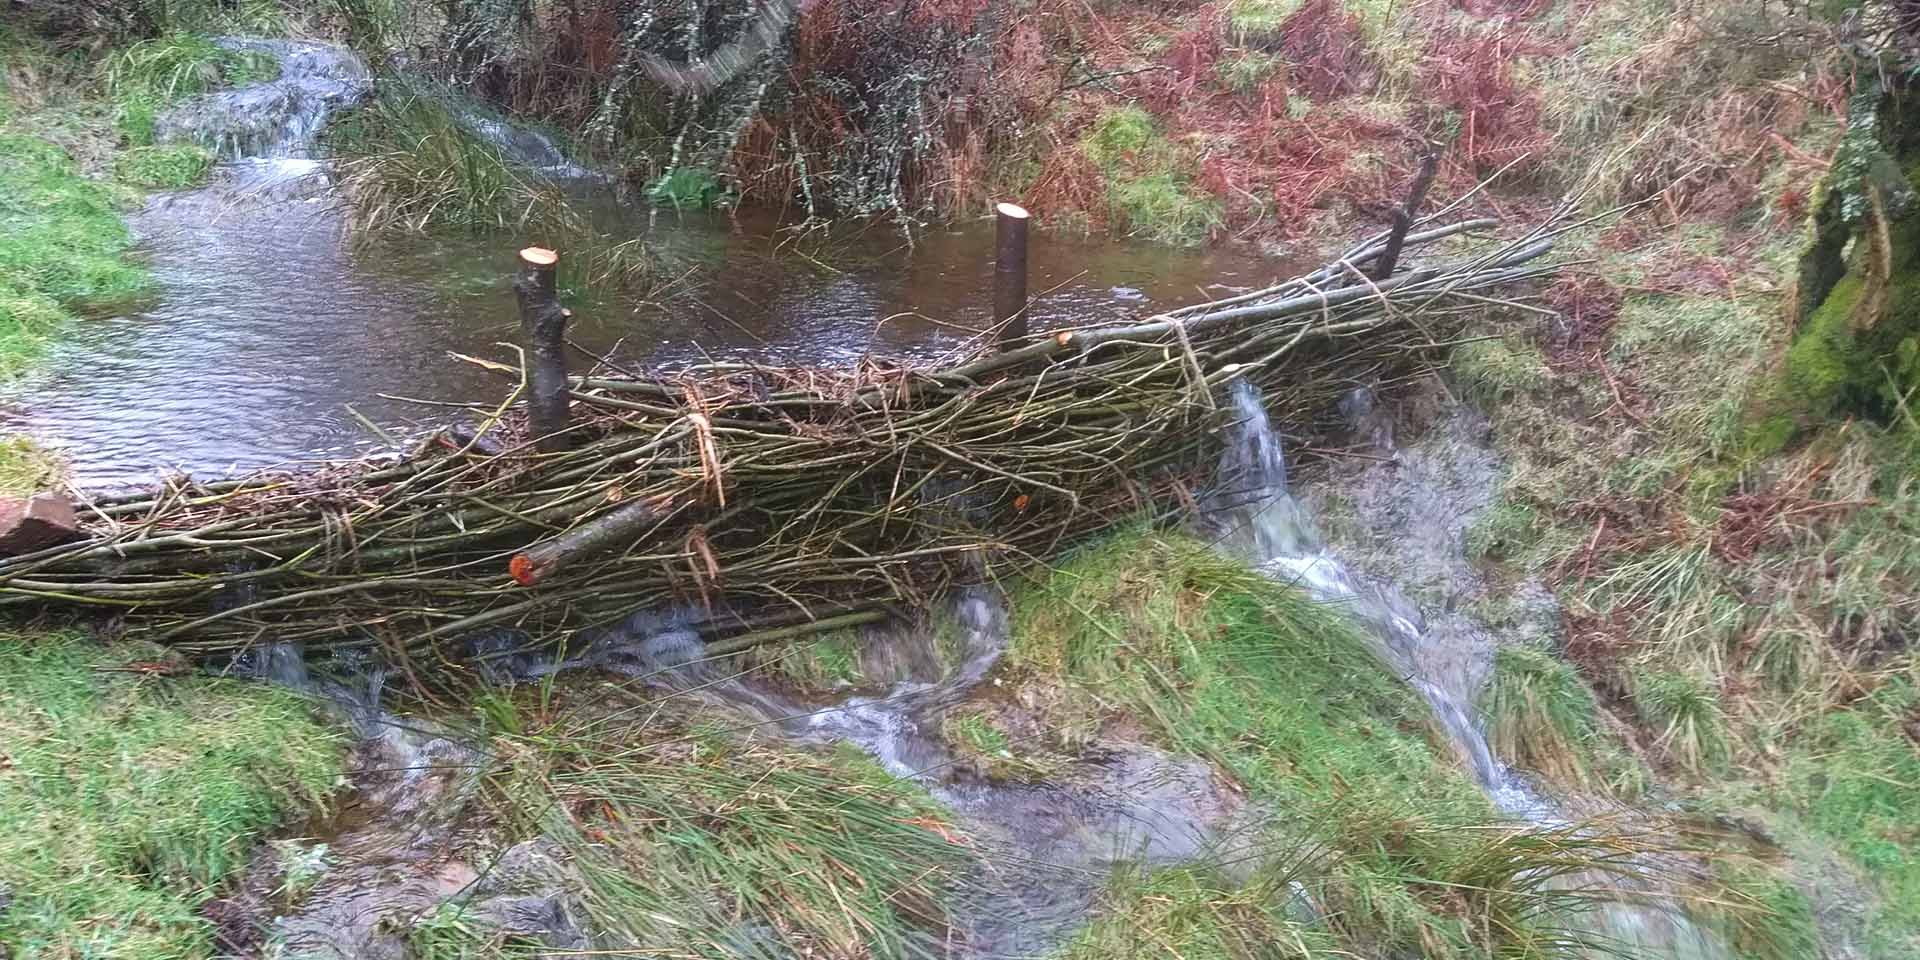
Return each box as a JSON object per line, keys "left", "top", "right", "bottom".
{"left": 514, "top": 246, "right": 573, "bottom": 452}
{"left": 510, "top": 496, "right": 665, "bottom": 587}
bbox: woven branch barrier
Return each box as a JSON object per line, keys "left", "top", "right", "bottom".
{"left": 0, "top": 215, "right": 1558, "bottom": 679}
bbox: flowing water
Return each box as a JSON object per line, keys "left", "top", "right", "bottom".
{"left": 1218, "top": 379, "right": 1730, "bottom": 959}
{"left": 1, "top": 37, "right": 1285, "bottom": 488}
{"left": 22, "top": 37, "right": 1747, "bottom": 959}
{"left": 469, "top": 591, "right": 1255, "bottom": 957}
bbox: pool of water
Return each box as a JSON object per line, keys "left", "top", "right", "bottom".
{"left": 3, "top": 187, "right": 1286, "bottom": 487}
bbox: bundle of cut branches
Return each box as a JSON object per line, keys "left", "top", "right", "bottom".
{"left": 0, "top": 214, "right": 1559, "bottom": 681}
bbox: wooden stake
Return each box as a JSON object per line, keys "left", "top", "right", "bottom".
{"left": 993, "top": 202, "right": 1031, "bottom": 349}
{"left": 1373, "top": 149, "right": 1442, "bottom": 282}
{"left": 514, "top": 247, "right": 573, "bottom": 452}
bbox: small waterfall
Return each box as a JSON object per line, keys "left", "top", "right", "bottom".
{"left": 1219, "top": 379, "right": 1730, "bottom": 958}
{"left": 1217, "top": 380, "right": 1523, "bottom": 800}
{"left": 155, "top": 38, "right": 371, "bottom": 198}
{"left": 151, "top": 39, "right": 594, "bottom": 199}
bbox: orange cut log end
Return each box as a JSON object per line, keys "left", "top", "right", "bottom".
{"left": 509, "top": 553, "right": 539, "bottom": 586}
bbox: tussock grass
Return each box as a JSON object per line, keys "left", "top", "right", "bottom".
{"left": 1482, "top": 646, "right": 1603, "bottom": 789}
{"left": 327, "top": 81, "right": 669, "bottom": 295}
{"left": 1631, "top": 669, "right": 1727, "bottom": 774}
{"left": 1010, "top": 527, "right": 1676, "bottom": 958}
{"left": 473, "top": 699, "right": 970, "bottom": 958}
{"left": 327, "top": 82, "right": 583, "bottom": 237}
{"left": 0, "top": 633, "right": 344, "bottom": 959}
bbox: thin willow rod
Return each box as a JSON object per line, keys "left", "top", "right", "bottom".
{"left": 0, "top": 215, "right": 1562, "bottom": 669}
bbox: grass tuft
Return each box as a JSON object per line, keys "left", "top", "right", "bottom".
{"left": 1631, "top": 668, "right": 1728, "bottom": 774}
{"left": 1482, "top": 646, "right": 1604, "bottom": 789}
{"left": 1063, "top": 861, "right": 1336, "bottom": 959}
{"left": 327, "top": 82, "right": 582, "bottom": 237}
{"left": 476, "top": 699, "right": 969, "bottom": 957}
{"left": 0, "top": 633, "right": 344, "bottom": 959}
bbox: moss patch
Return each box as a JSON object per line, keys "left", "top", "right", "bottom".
{"left": 1079, "top": 107, "right": 1221, "bottom": 246}
{"left": 0, "top": 634, "right": 346, "bottom": 959}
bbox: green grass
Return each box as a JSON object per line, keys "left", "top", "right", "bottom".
{"left": 1464, "top": 498, "right": 1541, "bottom": 563}
{"left": 1453, "top": 335, "right": 1552, "bottom": 405}
{"left": 1225, "top": 0, "right": 1301, "bottom": 42}
{"left": 114, "top": 142, "right": 214, "bottom": 188}
{"left": 104, "top": 33, "right": 279, "bottom": 146}
{"left": 0, "top": 633, "right": 345, "bottom": 959}
{"left": 0, "top": 132, "right": 148, "bottom": 369}
{"left": 646, "top": 165, "right": 728, "bottom": 210}
{"left": 1780, "top": 674, "right": 1920, "bottom": 955}
{"left": 1080, "top": 107, "right": 1222, "bottom": 246}
{"left": 1009, "top": 527, "right": 1664, "bottom": 958}
{"left": 1216, "top": 51, "right": 1281, "bottom": 95}
{"left": 475, "top": 699, "right": 969, "bottom": 958}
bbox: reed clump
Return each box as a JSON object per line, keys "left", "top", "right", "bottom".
{"left": 326, "top": 80, "right": 584, "bottom": 238}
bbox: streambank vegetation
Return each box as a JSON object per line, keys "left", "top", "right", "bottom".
{"left": 0, "top": 634, "right": 344, "bottom": 958}
{"left": 0, "top": 0, "right": 1915, "bottom": 956}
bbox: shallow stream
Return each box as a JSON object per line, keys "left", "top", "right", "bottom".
{"left": 14, "top": 37, "right": 1737, "bottom": 960}
{"left": 1, "top": 38, "right": 1281, "bottom": 487}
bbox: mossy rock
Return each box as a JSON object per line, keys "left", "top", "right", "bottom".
{"left": 1754, "top": 103, "right": 1920, "bottom": 448}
